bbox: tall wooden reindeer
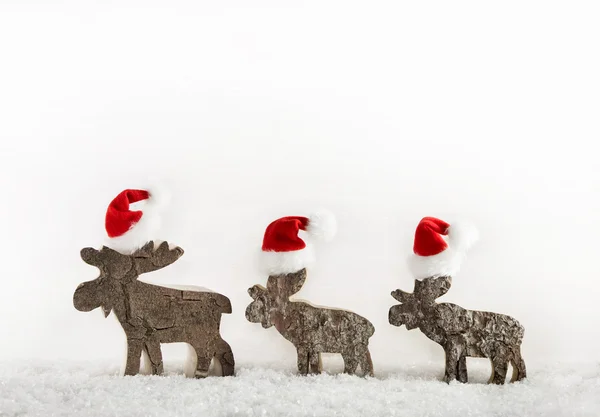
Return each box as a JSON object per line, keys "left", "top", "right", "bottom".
{"left": 246, "top": 211, "right": 375, "bottom": 376}
{"left": 73, "top": 241, "right": 235, "bottom": 378}
{"left": 246, "top": 268, "right": 375, "bottom": 376}
{"left": 389, "top": 276, "right": 526, "bottom": 384}
{"left": 389, "top": 216, "right": 526, "bottom": 384}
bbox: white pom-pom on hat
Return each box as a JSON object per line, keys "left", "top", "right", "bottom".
{"left": 447, "top": 220, "right": 479, "bottom": 252}
{"left": 305, "top": 209, "right": 337, "bottom": 241}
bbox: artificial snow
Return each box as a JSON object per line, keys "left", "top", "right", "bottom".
{"left": 1, "top": 360, "right": 598, "bottom": 417}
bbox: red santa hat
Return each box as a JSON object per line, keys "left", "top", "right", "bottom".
{"left": 104, "top": 187, "right": 169, "bottom": 253}
{"left": 260, "top": 210, "right": 337, "bottom": 275}
{"left": 408, "top": 216, "right": 479, "bottom": 280}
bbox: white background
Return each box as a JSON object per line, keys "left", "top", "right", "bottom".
{"left": 0, "top": 0, "right": 598, "bottom": 372}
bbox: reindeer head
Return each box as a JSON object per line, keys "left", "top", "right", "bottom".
{"left": 245, "top": 269, "right": 306, "bottom": 330}
{"left": 388, "top": 276, "right": 452, "bottom": 330}
{"left": 73, "top": 241, "right": 183, "bottom": 317}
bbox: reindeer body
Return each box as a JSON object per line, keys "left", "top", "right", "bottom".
{"left": 272, "top": 300, "right": 374, "bottom": 375}
{"left": 246, "top": 269, "right": 375, "bottom": 376}
{"left": 73, "top": 241, "right": 235, "bottom": 378}
{"left": 389, "top": 276, "right": 526, "bottom": 384}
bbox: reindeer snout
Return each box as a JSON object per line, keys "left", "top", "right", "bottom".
{"left": 73, "top": 285, "right": 89, "bottom": 311}
{"left": 388, "top": 305, "right": 403, "bottom": 327}
{"left": 80, "top": 247, "right": 100, "bottom": 266}
{"left": 73, "top": 281, "right": 102, "bottom": 312}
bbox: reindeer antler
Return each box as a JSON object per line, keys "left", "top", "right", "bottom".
{"left": 132, "top": 241, "right": 155, "bottom": 257}
{"left": 133, "top": 241, "right": 184, "bottom": 274}
{"left": 391, "top": 289, "right": 413, "bottom": 303}
{"left": 248, "top": 284, "right": 267, "bottom": 300}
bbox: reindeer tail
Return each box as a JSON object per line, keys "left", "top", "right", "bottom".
{"left": 365, "top": 320, "right": 375, "bottom": 338}
{"left": 214, "top": 293, "right": 232, "bottom": 314}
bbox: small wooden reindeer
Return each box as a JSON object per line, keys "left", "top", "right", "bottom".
{"left": 73, "top": 241, "right": 235, "bottom": 377}
{"left": 246, "top": 269, "right": 375, "bottom": 376}
{"left": 389, "top": 276, "right": 526, "bottom": 384}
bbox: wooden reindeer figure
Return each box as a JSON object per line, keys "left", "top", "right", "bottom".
{"left": 389, "top": 276, "right": 526, "bottom": 384}
{"left": 73, "top": 241, "right": 235, "bottom": 378}
{"left": 389, "top": 216, "right": 526, "bottom": 384}
{"left": 246, "top": 211, "right": 375, "bottom": 376}
{"left": 246, "top": 268, "right": 375, "bottom": 376}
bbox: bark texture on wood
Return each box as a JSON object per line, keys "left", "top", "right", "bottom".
{"left": 73, "top": 241, "right": 235, "bottom": 377}
{"left": 246, "top": 269, "right": 375, "bottom": 376}
{"left": 388, "top": 276, "right": 526, "bottom": 384}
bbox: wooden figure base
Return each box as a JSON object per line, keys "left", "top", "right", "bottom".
{"left": 73, "top": 241, "right": 235, "bottom": 378}
{"left": 246, "top": 269, "right": 375, "bottom": 376}
{"left": 388, "top": 276, "right": 526, "bottom": 384}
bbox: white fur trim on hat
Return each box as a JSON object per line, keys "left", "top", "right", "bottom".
{"left": 259, "top": 245, "right": 315, "bottom": 276}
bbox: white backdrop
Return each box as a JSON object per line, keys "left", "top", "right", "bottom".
{"left": 1, "top": 0, "right": 599, "bottom": 372}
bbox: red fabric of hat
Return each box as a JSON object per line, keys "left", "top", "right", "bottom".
{"left": 105, "top": 189, "right": 150, "bottom": 238}
{"left": 262, "top": 216, "right": 310, "bottom": 252}
{"left": 413, "top": 216, "right": 450, "bottom": 257}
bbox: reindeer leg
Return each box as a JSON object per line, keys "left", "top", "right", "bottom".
{"left": 358, "top": 349, "right": 374, "bottom": 377}
{"left": 488, "top": 359, "right": 495, "bottom": 384}
{"left": 189, "top": 343, "right": 212, "bottom": 378}
{"left": 342, "top": 352, "right": 359, "bottom": 375}
{"left": 491, "top": 357, "right": 508, "bottom": 385}
{"left": 457, "top": 355, "right": 468, "bottom": 383}
{"left": 443, "top": 344, "right": 459, "bottom": 383}
{"left": 296, "top": 347, "right": 309, "bottom": 375}
{"left": 214, "top": 338, "right": 235, "bottom": 377}
{"left": 510, "top": 347, "right": 527, "bottom": 382}
{"left": 124, "top": 338, "right": 143, "bottom": 376}
{"left": 194, "top": 355, "right": 212, "bottom": 379}
{"left": 308, "top": 352, "right": 322, "bottom": 375}
{"left": 144, "top": 341, "right": 163, "bottom": 375}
